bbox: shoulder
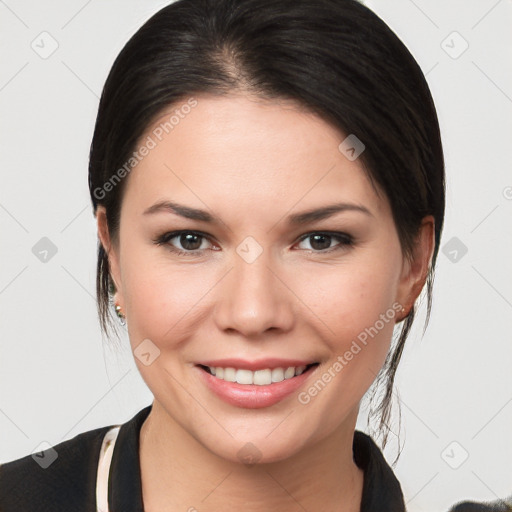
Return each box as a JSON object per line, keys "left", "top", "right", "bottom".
{"left": 0, "top": 423, "right": 116, "bottom": 512}
{"left": 353, "top": 430, "right": 406, "bottom": 511}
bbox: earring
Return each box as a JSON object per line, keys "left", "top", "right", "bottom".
{"left": 114, "top": 302, "right": 126, "bottom": 326}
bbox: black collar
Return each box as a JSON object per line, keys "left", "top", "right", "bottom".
{"left": 109, "top": 404, "right": 406, "bottom": 511}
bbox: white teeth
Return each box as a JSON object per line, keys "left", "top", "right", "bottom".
{"left": 253, "top": 369, "right": 272, "bottom": 386}
{"left": 271, "top": 367, "right": 284, "bottom": 383}
{"left": 223, "top": 367, "right": 236, "bottom": 382}
{"left": 236, "top": 369, "right": 253, "bottom": 384}
{"left": 295, "top": 365, "right": 306, "bottom": 376}
{"left": 207, "top": 365, "right": 311, "bottom": 385}
{"left": 284, "top": 367, "right": 295, "bottom": 379}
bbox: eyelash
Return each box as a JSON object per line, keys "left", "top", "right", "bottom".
{"left": 152, "top": 230, "right": 354, "bottom": 257}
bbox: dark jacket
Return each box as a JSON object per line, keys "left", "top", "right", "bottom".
{"left": 0, "top": 404, "right": 509, "bottom": 511}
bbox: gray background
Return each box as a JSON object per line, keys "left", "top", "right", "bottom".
{"left": 0, "top": 1, "right": 511, "bottom": 510}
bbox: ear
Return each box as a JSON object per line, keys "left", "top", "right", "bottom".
{"left": 96, "top": 206, "right": 124, "bottom": 306}
{"left": 395, "top": 215, "right": 435, "bottom": 322}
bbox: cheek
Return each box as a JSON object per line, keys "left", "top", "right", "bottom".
{"left": 121, "top": 248, "right": 217, "bottom": 348}
{"left": 294, "top": 256, "right": 401, "bottom": 340}
{"left": 291, "top": 253, "right": 402, "bottom": 399}
{"left": 289, "top": 272, "right": 400, "bottom": 445}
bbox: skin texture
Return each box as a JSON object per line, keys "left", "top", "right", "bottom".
{"left": 97, "top": 93, "right": 434, "bottom": 511}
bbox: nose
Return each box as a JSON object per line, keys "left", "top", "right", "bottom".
{"left": 213, "top": 245, "right": 295, "bottom": 338}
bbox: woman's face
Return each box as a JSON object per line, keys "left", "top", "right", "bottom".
{"left": 98, "top": 93, "right": 432, "bottom": 463}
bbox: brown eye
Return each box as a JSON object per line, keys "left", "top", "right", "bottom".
{"left": 153, "top": 230, "right": 213, "bottom": 256}
{"left": 176, "top": 233, "right": 203, "bottom": 251}
{"left": 296, "top": 232, "right": 354, "bottom": 252}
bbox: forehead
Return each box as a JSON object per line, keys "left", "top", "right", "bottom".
{"left": 121, "top": 93, "right": 387, "bottom": 221}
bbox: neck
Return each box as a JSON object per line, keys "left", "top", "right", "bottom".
{"left": 139, "top": 400, "right": 364, "bottom": 512}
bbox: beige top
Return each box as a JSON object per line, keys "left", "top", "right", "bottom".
{"left": 96, "top": 426, "right": 121, "bottom": 512}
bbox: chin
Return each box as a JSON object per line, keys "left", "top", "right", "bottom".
{"left": 194, "top": 417, "right": 319, "bottom": 467}
{"left": 215, "top": 437, "right": 306, "bottom": 466}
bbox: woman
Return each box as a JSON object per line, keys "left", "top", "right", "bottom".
{"left": 0, "top": 0, "right": 448, "bottom": 510}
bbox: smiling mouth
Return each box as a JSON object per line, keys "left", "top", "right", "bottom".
{"left": 197, "top": 363, "right": 319, "bottom": 386}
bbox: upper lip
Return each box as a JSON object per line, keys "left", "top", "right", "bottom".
{"left": 196, "top": 358, "right": 317, "bottom": 371}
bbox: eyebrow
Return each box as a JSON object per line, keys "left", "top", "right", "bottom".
{"left": 143, "top": 200, "right": 373, "bottom": 224}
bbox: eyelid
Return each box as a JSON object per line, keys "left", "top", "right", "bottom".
{"left": 297, "top": 231, "right": 353, "bottom": 243}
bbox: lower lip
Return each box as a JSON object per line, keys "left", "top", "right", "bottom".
{"left": 196, "top": 365, "right": 317, "bottom": 409}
